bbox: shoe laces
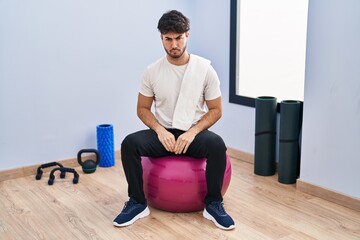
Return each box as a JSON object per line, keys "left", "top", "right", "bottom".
{"left": 210, "top": 201, "right": 226, "bottom": 215}
{"left": 122, "top": 199, "right": 137, "bottom": 212}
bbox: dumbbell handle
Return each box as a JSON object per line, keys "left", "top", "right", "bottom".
{"left": 48, "top": 167, "right": 79, "bottom": 185}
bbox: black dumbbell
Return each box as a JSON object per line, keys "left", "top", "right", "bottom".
{"left": 48, "top": 167, "right": 79, "bottom": 185}
{"left": 35, "top": 162, "right": 65, "bottom": 180}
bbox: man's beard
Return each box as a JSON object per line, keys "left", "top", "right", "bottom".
{"left": 165, "top": 46, "right": 187, "bottom": 59}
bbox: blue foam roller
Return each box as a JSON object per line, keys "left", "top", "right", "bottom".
{"left": 96, "top": 124, "right": 115, "bottom": 167}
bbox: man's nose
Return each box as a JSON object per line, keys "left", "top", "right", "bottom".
{"left": 170, "top": 40, "right": 178, "bottom": 48}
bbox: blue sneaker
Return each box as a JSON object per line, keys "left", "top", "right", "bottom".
{"left": 113, "top": 198, "right": 150, "bottom": 227}
{"left": 203, "top": 201, "right": 236, "bottom": 230}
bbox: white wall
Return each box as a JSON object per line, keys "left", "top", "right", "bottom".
{"left": 300, "top": 0, "right": 360, "bottom": 198}
{"left": 1, "top": 0, "right": 253, "bottom": 173}
{"left": 1, "top": 0, "right": 359, "bottom": 199}
{"left": 0, "top": 0, "right": 190, "bottom": 169}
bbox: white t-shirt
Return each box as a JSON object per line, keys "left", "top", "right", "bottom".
{"left": 139, "top": 55, "right": 221, "bottom": 129}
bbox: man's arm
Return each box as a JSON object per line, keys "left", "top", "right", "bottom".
{"left": 137, "top": 93, "right": 176, "bottom": 152}
{"left": 189, "top": 96, "right": 222, "bottom": 134}
{"left": 173, "top": 96, "right": 222, "bottom": 154}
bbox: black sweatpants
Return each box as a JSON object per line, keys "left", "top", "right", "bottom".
{"left": 120, "top": 128, "right": 227, "bottom": 205}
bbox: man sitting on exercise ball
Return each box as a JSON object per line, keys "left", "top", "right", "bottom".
{"left": 113, "top": 10, "right": 235, "bottom": 231}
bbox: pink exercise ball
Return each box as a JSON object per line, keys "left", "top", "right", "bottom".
{"left": 141, "top": 155, "right": 232, "bottom": 212}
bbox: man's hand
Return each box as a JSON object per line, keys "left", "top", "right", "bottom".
{"left": 156, "top": 127, "right": 176, "bottom": 152}
{"left": 174, "top": 130, "right": 197, "bottom": 154}
{"left": 137, "top": 93, "right": 176, "bottom": 152}
{"left": 172, "top": 97, "right": 223, "bottom": 154}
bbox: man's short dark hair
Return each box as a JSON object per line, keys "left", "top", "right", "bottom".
{"left": 157, "top": 10, "right": 190, "bottom": 34}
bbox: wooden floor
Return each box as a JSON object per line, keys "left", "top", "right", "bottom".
{"left": 1, "top": 157, "right": 359, "bottom": 240}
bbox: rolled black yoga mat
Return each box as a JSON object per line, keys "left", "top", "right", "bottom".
{"left": 278, "top": 100, "right": 303, "bottom": 184}
{"left": 254, "top": 96, "right": 277, "bottom": 176}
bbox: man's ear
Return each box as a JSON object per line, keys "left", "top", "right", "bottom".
{"left": 185, "top": 32, "right": 189, "bottom": 38}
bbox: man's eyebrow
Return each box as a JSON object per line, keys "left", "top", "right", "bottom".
{"left": 164, "top": 34, "right": 183, "bottom": 39}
